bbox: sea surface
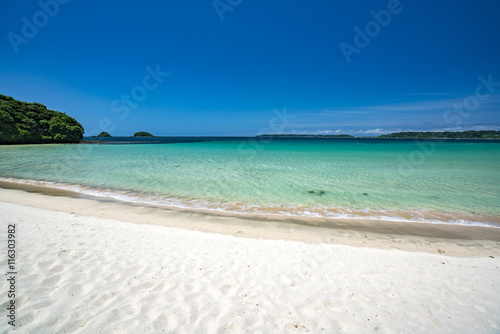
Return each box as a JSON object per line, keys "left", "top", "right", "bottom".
{"left": 1, "top": 137, "right": 499, "bottom": 227}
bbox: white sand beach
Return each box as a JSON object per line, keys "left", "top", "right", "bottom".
{"left": 1, "top": 187, "right": 500, "bottom": 333}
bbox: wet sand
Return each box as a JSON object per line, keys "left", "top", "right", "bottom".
{"left": 1, "top": 181, "right": 500, "bottom": 257}
{"left": 0, "top": 187, "right": 499, "bottom": 333}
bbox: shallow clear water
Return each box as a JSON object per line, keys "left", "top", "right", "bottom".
{"left": 1, "top": 138, "right": 499, "bottom": 226}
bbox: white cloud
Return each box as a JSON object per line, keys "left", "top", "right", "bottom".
{"left": 312, "top": 94, "right": 500, "bottom": 116}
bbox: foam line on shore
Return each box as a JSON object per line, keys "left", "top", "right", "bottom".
{"left": 1, "top": 185, "right": 500, "bottom": 258}
{"left": 0, "top": 199, "right": 499, "bottom": 333}
{"left": 1, "top": 177, "right": 499, "bottom": 228}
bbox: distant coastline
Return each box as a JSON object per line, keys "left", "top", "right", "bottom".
{"left": 377, "top": 130, "right": 500, "bottom": 139}
{"left": 2, "top": 93, "right": 499, "bottom": 144}
{"left": 256, "top": 134, "right": 354, "bottom": 138}
{"left": 84, "top": 130, "right": 500, "bottom": 141}
{"left": 257, "top": 131, "right": 500, "bottom": 140}
{"left": 79, "top": 135, "right": 500, "bottom": 146}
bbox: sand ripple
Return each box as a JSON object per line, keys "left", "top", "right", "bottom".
{"left": 0, "top": 202, "right": 499, "bottom": 333}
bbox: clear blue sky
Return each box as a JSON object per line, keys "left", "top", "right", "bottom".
{"left": 1, "top": 0, "right": 499, "bottom": 136}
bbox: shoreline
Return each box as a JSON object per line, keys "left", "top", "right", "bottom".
{"left": 1, "top": 191, "right": 500, "bottom": 332}
{"left": 1, "top": 176, "right": 499, "bottom": 228}
{"left": 1, "top": 180, "right": 500, "bottom": 257}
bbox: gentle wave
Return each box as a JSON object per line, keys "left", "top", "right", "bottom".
{"left": 2, "top": 177, "right": 499, "bottom": 228}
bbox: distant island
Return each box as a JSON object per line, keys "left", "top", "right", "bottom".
{"left": 257, "top": 131, "right": 500, "bottom": 139}
{"left": 0, "top": 94, "right": 84, "bottom": 144}
{"left": 377, "top": 131, "right": 500, "bottom": 139}
{"left": 133, "top": 131, "right": 154, "bottom": 137}
{"left": 2, "top": 95, "right": 499, "bottom": 145}
{"left": 256, "top": 134, "right": 354, "bottom": 138}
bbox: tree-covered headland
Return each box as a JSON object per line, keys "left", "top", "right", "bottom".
{"left": 0, "top": 94, "right": 84, "bottom": 144}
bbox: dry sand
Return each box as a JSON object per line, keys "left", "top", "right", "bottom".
{"left": 0, "top": 187, "right": 499, "bottom": 333}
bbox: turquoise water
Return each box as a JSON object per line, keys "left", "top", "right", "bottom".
{"left": 1, "top": 138, "right": 499, "bottom": 226}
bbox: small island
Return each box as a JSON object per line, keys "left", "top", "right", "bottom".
{"left": 133, "top": 131, "right": 154, "bottom": 137}
{"left": 96, "top": 132, "right": 112, "bottom": 137}
{"left": 0, "top": 94, "right": 84, "bottom": 144}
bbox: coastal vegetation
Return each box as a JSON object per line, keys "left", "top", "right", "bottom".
{"left": 0, "top": 94, "right": 84, "bottom": 144}
{"left": 258, "top": 131, "right": 499, "bottom": 139}
{"left": 133, "top": 131, "right": 154, "bottom": 137}
{"left": 2, "top": 94, "right": 498, "bottom": 144}
{"left": 378, "top": 131, "right": 500, "bottom": 139}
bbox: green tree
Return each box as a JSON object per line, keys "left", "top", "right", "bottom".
{"left": 133, "top": 131, "right": 154, "bottom": 137}
{"left": 0, "top": 94, "right": 84, "bottom": 144}
{"left": 97, "top": 131, "right": 111, "bottom": 137}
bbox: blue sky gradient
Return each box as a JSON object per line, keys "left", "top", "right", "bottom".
{"left": 1, "top": 0, "right": 499, "bottom": 136}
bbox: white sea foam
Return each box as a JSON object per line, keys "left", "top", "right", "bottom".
{"left": 1, "top": 176, "right": 498, "bottom": 228}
